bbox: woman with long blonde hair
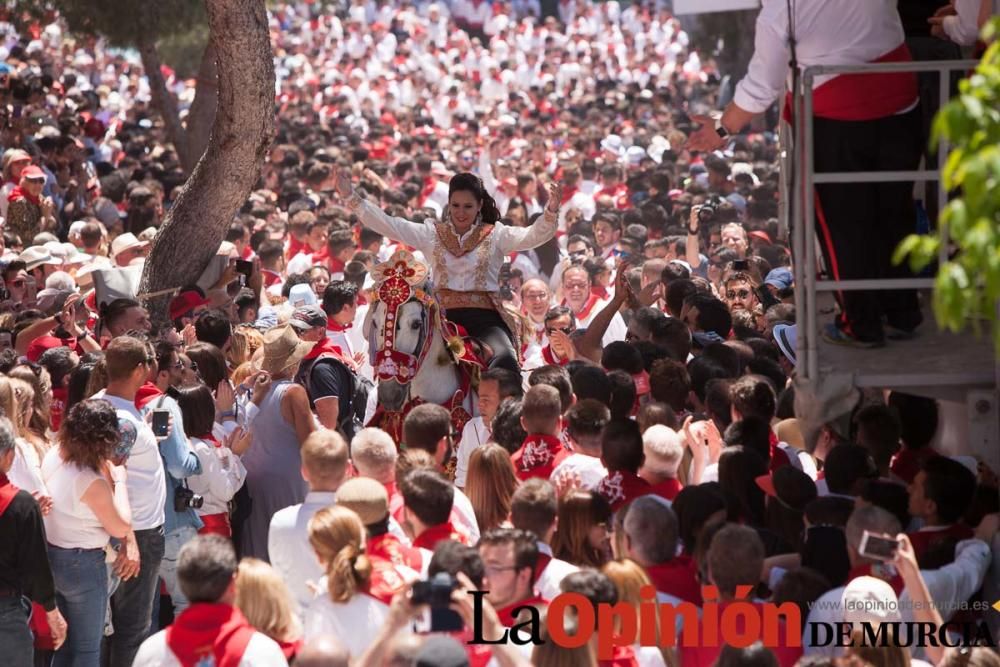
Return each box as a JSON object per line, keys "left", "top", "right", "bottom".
{"left": 553, "top": 490, "right": 613, "bottom": 568}
{"left": 603, "top": 559, "right": 672, "bottom": 666}
{"left": 234, "top": 558, "right": 302, "bottom": 662}
{"left": 303, "top": 505, "right": 411, "bottom": 658}
{"left": 1, "top": 376, "right": 48, "bottom": 502}
{"left": 465, "top": 443, "right": 519, "bottom": 532}
{"left": 9, "top": 365, "right": 53, "bottom": 457}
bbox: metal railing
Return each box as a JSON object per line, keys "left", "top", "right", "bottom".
{"left": 788, "top": 59, "right": 979, "bottom": 382}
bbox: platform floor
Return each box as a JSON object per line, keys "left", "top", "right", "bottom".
{"left": 809, "top": 292, "right": 996, "bottom": 399}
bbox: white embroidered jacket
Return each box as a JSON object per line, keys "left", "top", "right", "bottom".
{"left": 350, "top": 197, "right": 558, "bottom": 294}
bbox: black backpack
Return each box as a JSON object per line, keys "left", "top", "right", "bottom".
{"left": 302, "top": 353, "right": 372, "bottom": 440}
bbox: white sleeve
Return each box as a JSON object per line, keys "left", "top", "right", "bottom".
{"left": 733, "top": 0, "right": 790, "bottom": 114}
{"left": 911, "top": 539, "right": 991, "bottom": 622}
{"left": 479, "top": 151, "right": 499, "bottom": 196}
{"left": 350, "top": 198, "right": 435, "bottom": 253}
{"left": 942, "top": 0, "right": 983, "bottom": 45}
{"left": 241, "top": 633, "right": 289, "bottom": 666}
{"left": 454, "top": 422, "right": 478, "bottom": 488}
{"left": 496, "top": 209, "right": 559, "bottom": 254}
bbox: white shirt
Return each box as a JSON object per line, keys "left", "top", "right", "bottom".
{"left": 455, "top": 416, "right": 491, "bottom": 488}
{"left": 186, "top": 437, "right": 247, "bottom": 516}
{"left": 93, "top": 391, "right": 166, "bottom": 531}
{"left": 804, "top": 539, "right": 992, "bottom": 658}
{"left": 268, "top": 490, "right": 337, "bottom": 613}
{"left": 943, "top": 0, "right": 997, "bottom": 45}
{"left": 551, "top": 453, "right": 608, "bottom": 491}
{"left": 132, "top": 627, "right": 287, "bottom": 666}
{"left": 575, "top": 302, "right": 628, "bottom": 347}
{"left": 8, "top": 438, "right": 46, "bottom": 497}
{"left": 351, "top": 198, "right": 557, "bottom": 294}
{"left": 304, "top": 583, "right": 406, "bottom": 659}
{"left": 41, "top": 448, "right": 108, "bottom": 550}
{"left": 451, "top": 487, "right": 481, "bottom": 544}
{"left": 535, "top": 542, "right": 579, "bottom": 600}
{"left": 734, "top": 0, "right": 909, "bottom": 113}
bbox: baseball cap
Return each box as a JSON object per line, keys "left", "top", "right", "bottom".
{"left": 289, "top": 304, "right": 327, "bottom": 332}
{"left": 765, "top": 268, "right": 793, "bottom": 291}
{"left": 21, "top": 165, "right": 46, "bottom": 181}
{"left": 169, "top": 289, "right": 211, "bottom": 321}
{"left": 288, "top": 283, "right": 318, "bottom": 307}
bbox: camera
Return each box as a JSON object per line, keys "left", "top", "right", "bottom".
{"left": 411, "top": 572, "right": 458, "bottom": 608}
{"left": 174, "top": 484, "right": 204, "bottom": 512}
{"left": 697, "top": 200, "right": 719, "bottom": 224}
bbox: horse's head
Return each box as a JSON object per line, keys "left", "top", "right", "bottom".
{"left": 364, "top": 250, "right": 438, "bottom": 412}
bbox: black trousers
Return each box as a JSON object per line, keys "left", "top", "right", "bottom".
{"left": 446, "top": 307, "right": 520, "bottom": 373}
{"left": 813, "top": 108, "right": 923, "bottom": 342}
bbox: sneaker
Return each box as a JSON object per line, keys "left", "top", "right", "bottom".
{"left": 822, "top": 323, "right": 885, "bottom": 349}
{"left": 885, "top": 324, "right": 919, "bottom": 341}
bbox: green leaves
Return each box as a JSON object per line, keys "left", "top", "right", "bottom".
{"left": 896, "top": 18, "right": 1000, "bottom": 350}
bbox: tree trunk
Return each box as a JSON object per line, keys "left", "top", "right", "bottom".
{"left": 137, "top": 34, "right": 194, "bottom": 173}
{"left": 138, "top": 0, "right": 275, "bottom": 323}
{"left": 185, "top": 40, "right": 219, "bottom": 167}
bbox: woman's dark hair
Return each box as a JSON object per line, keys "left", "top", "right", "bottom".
{"left": 185, "top": 342, "right": 228, "bottom": 389}
{"left": 177, "top": 384, "right": 217, "bottom": 438}
{"left": 490, "top": 398, "right": 527, "bottom": 454}
{"left": 718, "top": 446, "right": 768, "bottom": 526}
{"left": 448, "top": 173, "right": 501, "bottom": 225}
{"left": 59, "top": 399, "right": 121, "bottom": 472}
{"left": 66, "top": 362, "right": 97, "bottom": 413}
{"left": 672, "top": 482, "right": 726, "bottom": 554}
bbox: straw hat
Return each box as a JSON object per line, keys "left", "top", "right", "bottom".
{"left": 256, "top": 324, "right": 312, "bottom": 378}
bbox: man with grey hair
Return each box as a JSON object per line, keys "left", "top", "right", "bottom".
{"left": 803, "top": 505, "right": 993, "bottom": 658}
{"left": 134, "top": 535, "right": 286, "bottom": 665}
{"left": 0, "top": 416, "right": 66, "bottom": 664}
{"left": 623, "top": 495, "right": 701, "bottom": 606}
{"left": 640, "top": 424, "right": 685, "bottom": 501}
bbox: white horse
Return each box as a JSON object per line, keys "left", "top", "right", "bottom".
{"left": 363, "top": 251, "right": 477, "bottom": 441}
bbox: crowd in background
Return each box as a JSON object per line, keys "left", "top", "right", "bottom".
{"left": 0, "top": 1, "right": 998, "bottom": 666}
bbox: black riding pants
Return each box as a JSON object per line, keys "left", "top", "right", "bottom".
{"left": 445, "top": 307, "right": 520, "bottom": 373}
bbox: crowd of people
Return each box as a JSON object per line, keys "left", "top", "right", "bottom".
{"left": 1, "top": 0, "right": 999, "bottom": 666}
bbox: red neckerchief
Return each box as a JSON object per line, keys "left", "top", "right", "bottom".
{"left": 533, "top": 551, "right": 552, "bottom": 585}
{"left": 413, "top": 521, "right": 468, "bottom": 550}
{"left": 496, "top": 595, "right": 548, "bottom": 628}
{"left": 199, "top": 433, "right": 221, "bottom": 447}
{"left": 560, "top": 185, "right": 578, "bottom": 206}
{"left": 596, "top": 470, "right": 651, "bottom": 511}
{"left": 50, "top": 386, "right": 68, "bottom": 432}
{"left": 541, "top": 345, "right": 568, "bottom": 366}
{"left": 326, "top": 317, "right": 352, "bottom": 333}
{"left": 309, "top": 243, "right": 330, "bottom": 264}
{"left": 135, "top": 382, "right": 163, "bottom": 410}
{"left": 572, "top": 293, "right": 601, "bottom": 321}
{"left": 846, "top": 564, "right": 905, "bottom": 597}
{"left": 600, "top": 644, "right": 639, "bottom": 667}
{"left": 511, "top": 434, "right": 567, "bottom": 480}
{"left": 327, "top": 256, "right": 346, "bottom": 275}
{"left": 363, "top": 558, "right": 411, "bottom": 605}
{"left": 421, "top": 177, "right": 437, "bottom": 205}
{"left": 277, "top": 638, "right": 302, "bottom": 662}
{"left": 164, "top": 603, "right": 257, "bottom": 667}
{"left": 367, "top": 532, "right": 424, "bottom": 572}
{"left": 304, "top": 336, "right": 346, "bottom": 361}
{"left": 645, "top": 555, "right": 703, "bottom": 605}
{"left": 649, "top": 477, "right": 683, "bottom": 502}
{"left": 591, "top": 285, "right": 610, "bottom": 300}
{"left": 0, "top": 473, "right": 20, "bottom": 517}
{"left": 7, "top": 185, "right": 39, "bottom": 205}
{"left": 261, "top": 269, "right": 283, "bottom": 288}
{"left": 286, "top": 236, "right": 306, "bottom": 260}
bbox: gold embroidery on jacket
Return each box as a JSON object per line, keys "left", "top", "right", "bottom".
{"left": 434, "top": 222, "right": 495, "bottom": 258}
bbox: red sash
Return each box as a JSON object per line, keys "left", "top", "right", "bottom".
{"left": 165, "top": 603, "right": 257, "bottom": 667}
{"left": 0, "top": 473, "right": 19, "bottom": 517}
{"left": 198, "top": 513, "right": 232, "bottom": 538}
{"left": 783, "top": 43, "right": 917, "bottom": 122}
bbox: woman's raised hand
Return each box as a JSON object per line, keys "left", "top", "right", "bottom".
{"left": 334, "top": 168, "right": 354, "bottom": 199}
{"left": 546, "top": 181, "right": 563, "bottom": 213}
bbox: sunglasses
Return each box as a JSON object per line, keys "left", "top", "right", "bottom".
{"left": 727, "top": 289, "right": 751, "bottom": 300}
{"left": 546, "top": 326, "right": 574, "bottom": 336}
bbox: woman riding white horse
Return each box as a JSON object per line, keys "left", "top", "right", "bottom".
{"left": 336, "top": 169, "right": 561, "bottom": 371}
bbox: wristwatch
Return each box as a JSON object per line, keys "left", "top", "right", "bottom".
{"left": 714, "top": 115, "right": 730, "bottom": 140}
